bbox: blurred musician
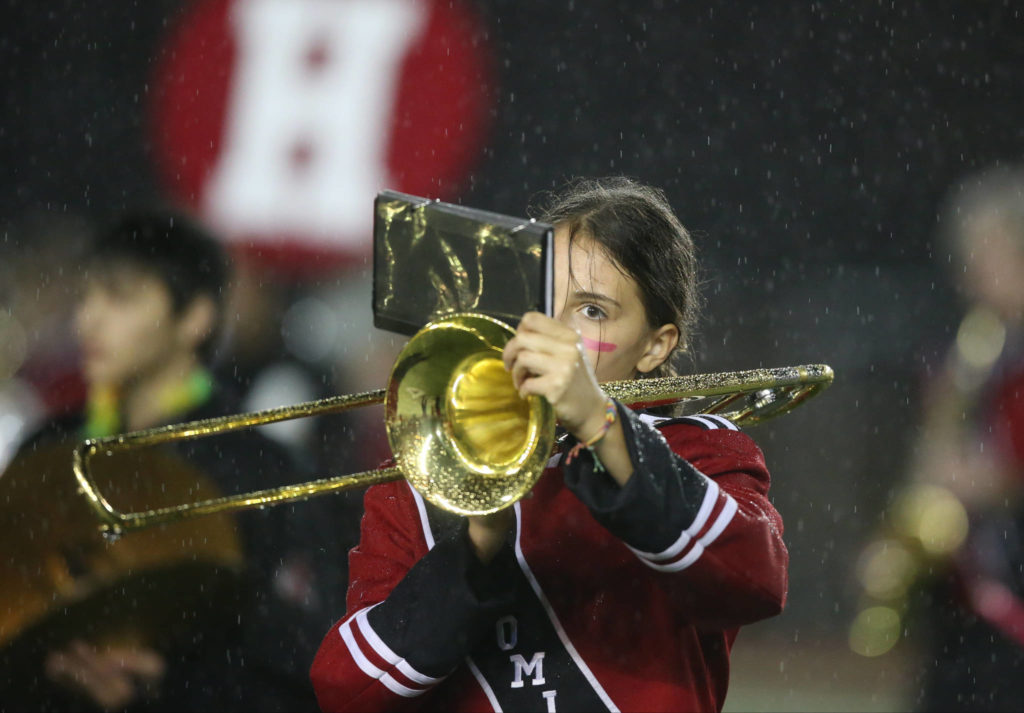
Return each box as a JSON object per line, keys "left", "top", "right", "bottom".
{"left": 4, "top": 211, "right": 347, "bottom": 711}
{"left": 851, "top": 166, "right": 1024, "bottom": 711}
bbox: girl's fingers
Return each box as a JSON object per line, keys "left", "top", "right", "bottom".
{"left": 510, "top": 350, "right": 547, "bottom": 391}
{"left": 505, "top": 330, "right": 579, "bottom": 371}
{"left": 510, "top": 350, "right": 569, "bottom": 394}
{"left": 505, "top": 313, "right": 606, "bottom": 432}
{"left": 517, "top": 371, "right": 561, "bottom": 400}
{"left": 503, "top": 331, "right": 554, "bottom": 369}
{"left": 502, "top": 336, "right": 523, "bottom": 371}
{"left": 506, "top": 333, "right": 580, "bottom": 388}
{"left": 504, "top": 312, "right": 579, "bottom": 369}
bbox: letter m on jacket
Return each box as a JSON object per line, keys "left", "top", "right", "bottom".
{"left": 510, "top": 652, "right": 546, "bottom": 688}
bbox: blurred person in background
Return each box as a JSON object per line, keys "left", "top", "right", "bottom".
{"left": 2, "top": 211, "right": 350, "bottom": 711}
{"left": 215, "top": 259, "right": 388, "bottom": 477}
{"left": 0, "top": 213, "right": 91, "bottom": 471}
{"left": 850, "top": 165, "right": 1024, "bottom": 711}
{"left": 212, "top": 259, "right": 372, "bottom": 613}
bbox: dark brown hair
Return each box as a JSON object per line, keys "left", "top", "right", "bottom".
{"left": 533, "top": 176, "right": 700, "bottom": 378}
{"left": 91, "top": 210, "right": 230, "bottom": 361}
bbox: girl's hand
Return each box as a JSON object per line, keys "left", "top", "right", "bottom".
{"left": 503, "top": 311, "right": 636, "bottom": 487}
{"left": 502, "top": 311, "right": 608, "bottom": 442}
{"left": 467, "top": 509, "right": 514, "bottom": 563}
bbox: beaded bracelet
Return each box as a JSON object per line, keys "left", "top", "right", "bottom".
{"left": 564, "top": 398, "right": 617, "bottom": 469}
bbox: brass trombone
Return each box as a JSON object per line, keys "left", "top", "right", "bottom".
{"left": 74, "top": 313, "right": 833, "bottom": 535}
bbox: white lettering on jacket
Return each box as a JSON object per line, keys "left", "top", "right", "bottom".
{"left": 509, "top": 651, "right": 546, "bottom": 689}
{"left": 496, "top": 615, "right": 518, "bottom": 651}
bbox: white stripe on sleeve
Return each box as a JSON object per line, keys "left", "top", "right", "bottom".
{"left": 641, "top": 495, "right": 739, "bottom": 573}
{"left": 337, "top": 606, "right": 441, "bottom": 697}
{"left": 626, "top": 479, "right": 720, "bottom": 562}
{"left": 355, "top": 609, "right": 443, "bottom": 685}
{"left": 704, "top": 414, "right": 740, "bottom": 431}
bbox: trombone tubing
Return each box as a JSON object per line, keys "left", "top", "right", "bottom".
{"left": 73, "top": 365, "right": 833, "bottom": 535}
{"left": 73, "top": 388, "right": 393, "bottom": 535}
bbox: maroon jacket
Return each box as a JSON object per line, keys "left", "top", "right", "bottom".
{"left": 311, "top": 406, "right": 788, "bottom": 712}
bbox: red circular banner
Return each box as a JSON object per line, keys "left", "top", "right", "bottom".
{"left": 149, "top": 0, "right": 494, "bottom": 274}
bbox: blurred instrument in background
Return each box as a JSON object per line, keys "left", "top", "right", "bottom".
{"left": 0, "top": 444, "right": 243, "bottom": 690}
{"left": 849, "top": 305, "right": 1010, "bottom": 657}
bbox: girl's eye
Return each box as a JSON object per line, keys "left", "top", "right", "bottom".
{"left": 581, "top": 304, "right": 607, "bottom": 321}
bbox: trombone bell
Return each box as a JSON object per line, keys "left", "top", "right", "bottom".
{"left": 386, "top": 313, "right": 556, "bottom": 516}
{"left": 448, "top": 352, "right": 540, "bottom": 471}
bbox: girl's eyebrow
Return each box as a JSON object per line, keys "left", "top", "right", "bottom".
{"left": 574, "top": 290, "right": 621, "bottom": 308}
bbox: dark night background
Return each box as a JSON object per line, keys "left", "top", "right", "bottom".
{"left": 2, "top": 1, "right": 1023, "bottom": 708}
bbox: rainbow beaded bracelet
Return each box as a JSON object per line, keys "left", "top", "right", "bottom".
{"left": 564, "top": 398, "right": 617, "bottom": 470}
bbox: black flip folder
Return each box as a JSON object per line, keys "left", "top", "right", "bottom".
{"left": 372, "top": 190, "right": 554, "bottom": 336}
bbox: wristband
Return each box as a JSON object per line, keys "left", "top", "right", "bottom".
{"left": 564, "top": 398, "right": 617, "bottom": 469}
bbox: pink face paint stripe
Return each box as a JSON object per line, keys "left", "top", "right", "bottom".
{"left": 581, "top": 336, "right": 617, "bottom": 353}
